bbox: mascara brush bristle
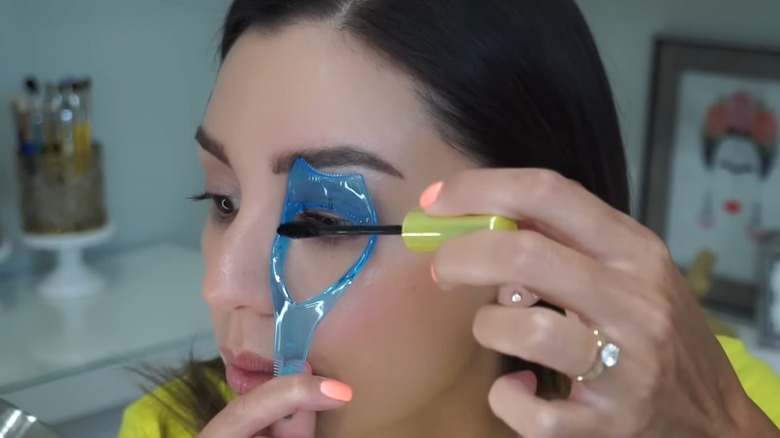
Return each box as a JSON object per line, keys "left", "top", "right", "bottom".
{"left": 277, "top": 222, "right": 319, "bottom": 239}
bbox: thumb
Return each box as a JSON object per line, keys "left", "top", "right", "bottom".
{"left": 508, "top": 370, "right": 538, "bottom": 394}
{"left": 198, "top": 364, "right": 349, "bottom": 438}
{"left": 271, "top": 366, "right": 350, "bottom": 438}
{"left": 270, "top": 409, "right": 315, "bottom": 438}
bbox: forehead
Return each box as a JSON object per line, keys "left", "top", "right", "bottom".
{"left": 202, "top": 24, "right": 429, "bottom": 165}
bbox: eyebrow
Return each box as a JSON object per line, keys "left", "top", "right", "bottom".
{"left": 195, "top": 126, "right": 230, "bottom": 166}
{"left": 195, "top": 126, "right": 404, "bottom": 178}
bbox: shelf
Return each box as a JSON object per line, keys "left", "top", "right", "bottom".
{"left": 0, "top": 243, "right": 214, "bottom": 395}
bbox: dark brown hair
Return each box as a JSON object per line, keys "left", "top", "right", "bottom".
{"left": 144, "top": 0, "right": 628, "bottom": 432}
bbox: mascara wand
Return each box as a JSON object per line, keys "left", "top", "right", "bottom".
{"left": 277, "top": 208, "right": 517, "bottom": 252}
{"left": 277, "top": 222, "right": 402, "bottom": 238}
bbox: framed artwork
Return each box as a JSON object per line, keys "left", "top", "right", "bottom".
{"left": 641, "top": 38, "right": 780, "bottom": 315}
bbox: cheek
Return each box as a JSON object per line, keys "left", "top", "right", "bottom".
{"left": 310, "top": 247, "right": 443, "bottom": 367}
{"left": 201, "top": 221, "right": 220, "bottom": 301}
{"left": 210, "top": 311, "right": 230, "bottom": 346}
{"left": 201, "top": 216, "right": 221, "bottom": 269}
{"left": 284, "top": 238, "right": 372, "bottom": 303}
{"left": 309, "top": 243, "right": 494, "bottom": 425}
{"left": 201, "top": 221, "right": 229, "bottom": 337}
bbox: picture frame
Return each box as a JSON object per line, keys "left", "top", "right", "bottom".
{"left": 757, "top": 232, "right": 780, "bottom": 348}
{"left": 640, "top": 38, "right": 780, "bottom": 316}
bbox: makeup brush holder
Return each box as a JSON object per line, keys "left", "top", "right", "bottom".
{"left": 17, "top": 143, "right": 108, "bottom": 235}
{"left": 16, "top": 143, "right": 114, "bottom": 300}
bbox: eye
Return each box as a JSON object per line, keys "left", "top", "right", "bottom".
{"left": 294, "top": 210, "right": 358, "bottom": 245}
{"left": 189, "top": 192, "right": 238, "bottom": 224}
{"left": 214, "top": 195, "right": 235, "bottom": 215}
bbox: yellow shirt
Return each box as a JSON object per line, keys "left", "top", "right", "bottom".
{"left": 118, "top": 369, "right": 236, "bottom": 438}
{"left": 118, "top": 336, "right": 780, "bottom": 437}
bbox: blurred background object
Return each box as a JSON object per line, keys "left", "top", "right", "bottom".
{"left": 0, "top": 398, "right": 62, "bottom": 438}
{"left": 10, "top": 73, "right": 115, "bottom": 299}
{"left": 685, "top": 250, "right": 738, "bottom": 337}
{"left": 0, "top": 229, "right": 11, "bottom": 265}
{"left": 757, "top": 232, "right": 780, "bottom": 348}
{"left": 0, "top": 1, "right": 230, "bottom": 437}
{"left": 0, "top": 0, "right": 228, "bottom": 279}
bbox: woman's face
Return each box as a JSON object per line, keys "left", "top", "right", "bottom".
{"left": 199, "top": 25, "right": 503, "bottom": 435}
{"left": 711, "top": 137, "right": 761, "bottom": 219}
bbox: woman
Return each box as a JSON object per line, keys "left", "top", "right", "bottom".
{"left": 120, "top": 0, "right": 780, "bottom": 436}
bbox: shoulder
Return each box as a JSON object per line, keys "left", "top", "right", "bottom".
{"left": 119, "top": 379, "right": 199, "bottom": 438}
{"left": 717, "top": 335, "right": 780, "bottom": 427}
{"left": 118, "top": 368, "right": 236, "bottom": 438}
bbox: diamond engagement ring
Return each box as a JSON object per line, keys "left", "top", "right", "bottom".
{"left": 575, "top": 329, "right": 620, "bottom": 381}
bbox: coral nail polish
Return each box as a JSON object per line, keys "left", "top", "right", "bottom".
{"left": 320, "top": 380, "right": 353, "bottom": 402}
{"left": 420, "top": 182, "right": 443, "bottom": 209}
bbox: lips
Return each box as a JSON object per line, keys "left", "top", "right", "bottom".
{"left": 222, "top": 349, "right": 275, "bottom": 395}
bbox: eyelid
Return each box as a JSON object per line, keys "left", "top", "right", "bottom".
{"left": 200, "top": 166, "right": 241, "bottom": 197}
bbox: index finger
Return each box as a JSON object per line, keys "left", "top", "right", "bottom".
{"left": 198, "top": 375, "right": 350, "bottom": 437}
{"left": 420, "top": 168, "right": 651, "bottom": 264}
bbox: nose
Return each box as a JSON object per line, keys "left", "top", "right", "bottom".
{"left": 202, "top": 202, "right": 278, "bottom": 314}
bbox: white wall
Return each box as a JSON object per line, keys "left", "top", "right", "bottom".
{"left": 0, "top": 0, "right": 231, "bottom": 274}
{"left": 576, "top": 0, "right": 780, "bottom": 213}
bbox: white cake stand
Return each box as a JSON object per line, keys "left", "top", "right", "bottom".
{"left": 29, "top": 295, "right": 112, "bottom": 367}
{"left": 0, "top": 239, "right": 11, "bottom": 264}
{"left": 22, "top": 223, "right": 115, "bottom": 300}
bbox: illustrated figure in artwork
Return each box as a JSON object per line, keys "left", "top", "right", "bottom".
{"left": 699, "top": 91, "right": 778, "bottom": 241}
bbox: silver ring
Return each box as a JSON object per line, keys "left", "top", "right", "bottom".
{"left": 575, "top": 329, "right": 620, "bottom": 381}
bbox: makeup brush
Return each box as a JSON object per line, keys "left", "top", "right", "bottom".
{"left": 277, "top": 208, "right": 517, "bottom": 252}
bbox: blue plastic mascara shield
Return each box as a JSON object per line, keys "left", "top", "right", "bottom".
{"left": 270, "top": 158, "right": 378, "bottom": 376}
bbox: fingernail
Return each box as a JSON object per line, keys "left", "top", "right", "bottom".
{"left": 320, "top": 380, "right": 353, "bottom": 402}
{"left": 430, "top": 264, "right": 438, "bottom": 284}
{"left": 419, "top": 181, "right": 443, "bottom": 209}
{"left": 305, "top": 363, "right": 312, "bottom": 374}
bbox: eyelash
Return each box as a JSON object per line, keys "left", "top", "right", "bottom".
{"left": 296, "top": 210, "right": 358, "bottom": 245}
{"left": 296, "top": 210, "right": 351, "bottom": 227}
